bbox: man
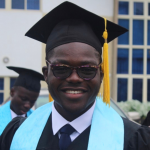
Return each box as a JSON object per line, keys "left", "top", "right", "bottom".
{"left": 1, "top": 2, "right": 150, "bottom": 150}
{"left": 0, "top": 66, "right": 44, "bottom": 135}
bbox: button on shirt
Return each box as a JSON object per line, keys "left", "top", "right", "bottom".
{"left": 11, "top": 110, "right": 26, "bottom": 119}
{"left": 52, "top": 101, "right": 96, "bottom": 142}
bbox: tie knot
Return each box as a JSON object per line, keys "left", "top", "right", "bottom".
{"left": 60, "top": 124, "right": 75, "bottom": 135}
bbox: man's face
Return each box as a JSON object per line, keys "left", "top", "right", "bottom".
{"left": 43, "top": 42, "right": 103, "bottom": 115}
{"left": 10, "top": 86, "right": 39, "bottom": 115}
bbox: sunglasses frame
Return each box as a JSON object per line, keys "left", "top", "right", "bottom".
{"left": 46, "top": 60, "right": 101, "bottom": 80}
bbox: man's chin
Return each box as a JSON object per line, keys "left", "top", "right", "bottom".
{"left": 62, "top": 105, "right": 87, "bottom": 115}
{"left": 20, "top": 110, "right": 27, "bottom": 115}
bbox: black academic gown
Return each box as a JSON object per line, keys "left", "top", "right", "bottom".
{"left": 142, "top": 111, "right": 150, "bottom": 126}
{"left": 0, "top": 115, "right": 150, "bottom": 150}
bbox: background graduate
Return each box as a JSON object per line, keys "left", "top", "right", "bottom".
{"left": 1, "top": 2, "right": 150, "bottom": 150}
{"left": 142, "top": 110, "right": 150, "bottom": 126}
{"left": 0, "top": 66, "right": 44, "bottom": 135}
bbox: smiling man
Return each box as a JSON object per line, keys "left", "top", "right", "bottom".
{"left": 1, "top": 2, "right": 150, "bottom": 150}
{"left": 0, "top": 66, "right": 44, "bottom": 135}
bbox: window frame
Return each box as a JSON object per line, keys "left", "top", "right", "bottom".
{"left": 114, "top": 0, "right": 150, "bottom": 103}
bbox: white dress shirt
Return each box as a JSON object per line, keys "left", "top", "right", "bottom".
{"left": 52, "top": 101, "right": 96, "bottom": 142}
{"left": 11, "top": 109, "right": 26, "bottom": 119}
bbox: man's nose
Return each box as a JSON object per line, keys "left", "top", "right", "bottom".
{"left": 66, "top": 69, "right": 83, "bottom": 83}
{"left": 24, "top": 102, "right": 31, "bottom": 109}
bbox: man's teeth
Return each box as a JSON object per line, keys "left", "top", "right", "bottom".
{"left": 65, "top": 90, "right": 83, "bottom": 94}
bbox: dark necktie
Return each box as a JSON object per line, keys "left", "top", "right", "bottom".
{"left": 59, "top": 124, "right": 75, "bottom": 150}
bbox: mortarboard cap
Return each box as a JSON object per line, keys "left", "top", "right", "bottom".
{"left": 7, "top": 66, "right": 44, "bottom": 93}
{"left": 25, "top": 1, "right": 127, "bottom": 54}
{"left": 25, "top": 1, "right": 128, "bottom": 105}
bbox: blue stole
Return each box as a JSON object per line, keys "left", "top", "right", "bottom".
{"left": 10, "top": 98, "right": 124, "bottom": 150}
{"left": 0, "top": 101, "right": 33, "bottom": 135}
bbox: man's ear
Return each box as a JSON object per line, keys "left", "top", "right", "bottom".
{"left": 42, "top": 66, "right": 48, "bottom": 83}
{"left": 10, "top": 87, "right": 15, "bottom": 97}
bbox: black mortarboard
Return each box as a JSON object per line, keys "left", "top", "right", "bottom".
{"left": 25, "top": 1, "right": 128, "bottom": 105}
{"left": 25, "top": 1, "right": 127, "bottom": 55}
{"left": 7, "top": 66, "right": 44, "bottom": 93}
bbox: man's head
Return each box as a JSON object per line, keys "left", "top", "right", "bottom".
{"left": 43, "top": 42, "right": 103, "bottom": 116}
{"left": 10, "top": 86, "right": 39, "bottom": 115}
{"left": 7, "top": 66, "right": 44, "bottom": 115}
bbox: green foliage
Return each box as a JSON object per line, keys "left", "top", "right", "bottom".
{"left": 117, "top": 100, "right": 150, "bottom": 118}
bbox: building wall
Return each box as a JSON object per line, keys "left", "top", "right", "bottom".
{"left": 0, "top": 1, "right": 43, "bottom": 102}
{"left": 0, "top": 11, "right": 43, "bottom": 76}
{"left": 42, "top": 0, "right": 114, "bottom": 16}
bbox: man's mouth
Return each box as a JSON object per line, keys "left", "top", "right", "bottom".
{"left": 60, "top": 88, "right": 87, "bottom": 99}
{"left": 65, "top": 90, "right": 84, "bottom": 94}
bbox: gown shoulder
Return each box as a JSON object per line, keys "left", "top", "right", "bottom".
{"left": 127, "top": 125, "right": 150, "bottom": 150}
{"left": 0, "top": 117, "right": 26, "bottom": 150}
{"left": 142, "top": 111, "right": 150, "bottom": 126}
{"left": 122, "top": 117, "right": 150, "bottom": 150}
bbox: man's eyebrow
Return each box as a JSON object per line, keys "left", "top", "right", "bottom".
{"left": 51, "top": 59, "right": 98, "bottom": 65}
{"left": 51, "top": 60, "right": 69, "bottom": 64}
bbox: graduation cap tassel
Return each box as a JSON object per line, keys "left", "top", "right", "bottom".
{"left": 101, "top": 18, "right": 110, "bottom": 106}
{"left": 49, "top": 94, "right": 53, "bottom": 102}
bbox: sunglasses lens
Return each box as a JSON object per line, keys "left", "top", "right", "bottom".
{"left": 78, "top": 67, "right": 97, "bottom": 80}
{"left": 53, "top": 66, "right": 71, "bottom": 79}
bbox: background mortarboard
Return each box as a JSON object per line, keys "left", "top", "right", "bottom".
{"left": 7, "top": 66, "right": 44, "bottom": 93}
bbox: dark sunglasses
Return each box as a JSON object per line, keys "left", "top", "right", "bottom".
{"left": 46, "top": 60, "right": 101, "bottom": 80}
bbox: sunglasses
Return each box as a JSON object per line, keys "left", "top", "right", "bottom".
{"left": 46, "top": 60, "right": 101, "bottom": 80}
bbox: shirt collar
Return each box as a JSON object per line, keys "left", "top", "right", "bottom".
{"left": 52, "top": 101, "right": 96, "bottom": 135}
{"left": 10, "top": 109, "right": 26, "bottom": 119}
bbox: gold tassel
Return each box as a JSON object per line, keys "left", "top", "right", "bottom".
{"left": 100, "top": 18, "right": 110, "bottom": 106}
{"left": 49, "top": 94, "right": 53, "bottom": 102}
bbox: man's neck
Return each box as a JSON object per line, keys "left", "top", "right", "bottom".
{"left": 54, "top": 101, "right": 95, "bottom": 122}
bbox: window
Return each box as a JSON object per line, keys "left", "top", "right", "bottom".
{"left": 0, "top": 78, "right": 4, "bottom": 90}
{"left": 12, "top": 0, "right": 40, "bottom": 10}
{"left": 117, "top": 48, "right": 129, "bottom": 74}
{"left": 10, "top": 78, "right": 17, "bottom": 89}
{"left": 0, "top": 78, "right": 4, "bottom": 104}
{"left": 133, "top": 79, "right": 143, "bottom": 102}
{"left": 149, "top": 3, "right": 150, "bottom": 15}
{"left": 0, "top": 93, "right": 3, "bottom": 104}
{"left": 12, "top": 0, "right": 24, "bottom": 9}
{"left": 118, "top": 1, "right": 129, "bottom": 15}
{"left": 147, "top": 50, "right": 150, "bottom": 74}
{"left": 133, "top": 20, "right": 144, "bottom": 45}
{"left": 147, "top": 79, "right": 150, "bottom": 101}
{"left": 116, "top": 0, "right": 150, "bottom": 102}
{"left": 132, "top": 49, "right": 143, "bottom": 74}
{"left": 148, "top": 20, "right": 150, "bottom": 45}
{"left": 118, "top": 19, "right": 129, "bottom": 44}
{"left": 134, "top": 2, "right": 143, "bottom": 15}
{"left": 27, "top": 0, "right": 39, "bottom": 10}
{"left": 0, "top": 0, "right": 5, "bottom": 8}
{"left": 117, "top": 78, "right": 128, "bottom": 102}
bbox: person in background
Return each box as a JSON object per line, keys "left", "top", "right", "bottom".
{"left": 142, "top": 111, "right": 150, "bottom": 126}
{"left": 1, "top": 2, "right": 150, "bottom": 150}
{"left": 0, "top": 66, "right": 44, "bottom": 135}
